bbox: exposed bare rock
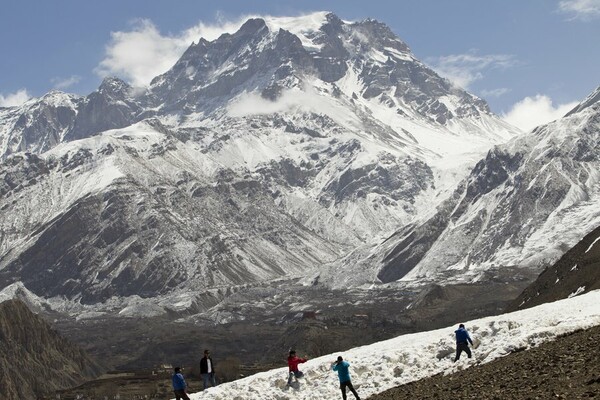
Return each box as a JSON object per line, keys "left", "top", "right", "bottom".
{"left": 0, "top": 300, "right": 103, "bottom": 399}
{"left": 507, "top": 225, "right": 600, "bottom": 312}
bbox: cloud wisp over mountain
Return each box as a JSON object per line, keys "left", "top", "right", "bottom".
{"left": 50, "top": 75, "right": 82, "bottom": 90}
{"left": 502, "top": 94, "right": 579, "bottom": 132}
{"left": 0, "top": 89, "right": 30, "bottom": 107}
{"left": 427, "top": 51, "right": 516, "bottom": 90}
{"left": 95, "top": 15, "right": 257, "bottom": 86}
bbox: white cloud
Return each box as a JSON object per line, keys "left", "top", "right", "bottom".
{"left": 502, "top": 94, "right": 578, "bottom": 132}
{"left": 183, "top": 13, "right": 255, "bottom": 42}
{"left": 228, "top": 92, "right": 300, "bottom": 117}
{"left": 51, "top": 75, "right": 81, "bottom": 90}
{"left": 428, "top": 51, "right": 516, "bottom": 89}
{"left": 95, "top": 15, "right": 251, "bottom": 87}
{"left": 0, "top": 89, "right": 31, "bottom": 107}
{"left": 480, "top": 88, "right": 511, "bottom": 98}
{"left": 558, "top": 0, "right": 600, "bottom": 20}
{"left": 227, "top": 82, "right": 355, "bottom": 128}
{"left": 228, "top": 86, "right": 332, "bottom": 118}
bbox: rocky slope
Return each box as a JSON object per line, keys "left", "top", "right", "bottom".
{"left": 371, "top": 226, "right": 600, "bottom": 399}
{"left": 0, "top": 122, "right": 350, "bottom": 304}
{"left": 0, "top": 299, "right": 103, "bottom": 399}
{"left": 507, "top": 224, "right": 600, "bottom": 311}
{"left": 368, "top": 324, "right": 600, "bottom": 400}
{"left": 341, "top": 84, "right": 600, "bottom": 288}
{"left": 0, "top": 12, "right": 520, "bottom": 311}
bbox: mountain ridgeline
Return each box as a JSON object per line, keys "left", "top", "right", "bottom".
{"left": 367, "top": 88, "right": 600, "bottom": 286}
{"left": 0, "top": 12, "right": 519, "bottom": 307}
{"left": 0, "top": 11, "right": 598, "bottom": 320}
{"left": 0, "top": 300, "right": 103, "bottom": 399}
{"left": 507, "top": 224, "right": 600, "bottom": 311}
{"left": 0, "top": 13, "right": 499, "bottom": 160}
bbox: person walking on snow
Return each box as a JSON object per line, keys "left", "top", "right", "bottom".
{"left": 287, "top": 350, "right": 307, "bottom": 385}
{"left": 200, "top": 349, "right": 217, "bottom": 389}
{"left": 454, "top": 323, "right": 474, "bottom": 362}
{"left": 172, "top": 367, "right": 190, "bottom": 400}
{"left": 332, "top": 356, "right": 361, "bottom": 400}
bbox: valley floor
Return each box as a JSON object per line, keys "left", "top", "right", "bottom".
{"left": 368, "top": 324, "right": 600, "bottom": 399}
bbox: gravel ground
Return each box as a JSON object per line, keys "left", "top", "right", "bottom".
{"left": 368, "top": 324, "right": 600, "bottom": 399}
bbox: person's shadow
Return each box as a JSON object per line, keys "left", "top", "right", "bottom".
{"left": 287, "top": 381, "right": 301, "bottom": 390}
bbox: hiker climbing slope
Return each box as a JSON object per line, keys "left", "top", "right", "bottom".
{"left": 454, "top": 323, "right": 474, "bottom": 362}
{"left": 332, "top": 356, "right": 360, "bottom": 400}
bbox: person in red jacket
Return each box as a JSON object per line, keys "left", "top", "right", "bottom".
{"left": 287, "top": 350, "right": 307, "bottom": 385}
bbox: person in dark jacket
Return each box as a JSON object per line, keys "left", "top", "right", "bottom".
{"left": 172, "top": 366, "right": 190, "bottom": 400}
{"left": 287, "top": 350, "right": 307, "bottom": 385}
{"left": 200, "top": 349, "right": 217, "bottom": 389}
{"left": 332, "top": 356, "right": 360, "bottom": 400}
{"left": 454, "top": 323, "right": 474, "bottom": 362}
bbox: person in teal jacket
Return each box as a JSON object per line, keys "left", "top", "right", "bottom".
{"left": 332, "top": 356, "right": 361, "bottom": 400}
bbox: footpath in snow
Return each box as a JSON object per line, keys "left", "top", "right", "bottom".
{"left": 185, "top": 290, "right": 600, "bottom": 400}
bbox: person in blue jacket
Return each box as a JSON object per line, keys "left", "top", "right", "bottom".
{"left": 172, "top": 366, "right": 191, "bottom": 400}
{"left": 454, "top": 323, "right": 474, "bottom": 362}
{"left": 332, "top": 356, "right": 361, "bottom": 400}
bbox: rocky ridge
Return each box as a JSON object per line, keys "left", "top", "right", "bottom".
{"left": 0, "top": 12, "right": 520, "bottom": 310}
{"left": 508, "top": 224, "right": 600, "bottom": 311}
{"left": 351, "top": 83, "right": 600, "bottom": 288}
{"left": 0, "top": 299, "right": 103, "bottom": 399}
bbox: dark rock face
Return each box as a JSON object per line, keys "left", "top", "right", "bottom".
{"left": 507, "top": 225, "right": 600, "bottom": 312}
{"left": 69, "top": 77, "right": 144, "bottom": 140}
{"left": 0, "top": 300, "right": 103, "bottom": 399}
{"left": 466, "top": 148, "right": 523, "bottom": 199}
{"left": 376, "top": 97, "right": 600, "bottom": 283}
{"left": 17, "top": 96, "right": 79, "bottom": 154}
{"left": 0, "top": 153, "right": 51, "bottom": 197}
{"left": 0, "top": 145, "right": 345, "bottom": 302}
{"left": 310, "top": 14, "right": 349, "bottom": 82}
{"left": 0, "top": 92, "right": 80, "bottom": 158}
{"left": 378, "top": 213, "right": 450, "bottom": 283}
{"left": 321, "top": 155, "right": 433, "bottom": 206}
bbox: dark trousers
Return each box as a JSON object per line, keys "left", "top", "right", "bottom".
{"left": 454, "top": 342, "right": 472, "bottom": 361}
{"left": 174, "top": 389, "right": 190, "bottom": 400}
{"left": 288, "top": 370, "right": 304, "bottom": 384}
{"left": 202, "top": 372, "right": 217, "bottom": 389}
{"left": 340, "top": 380, "right": 360, "bottom": 400}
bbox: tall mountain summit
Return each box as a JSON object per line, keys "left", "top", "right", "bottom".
{"left": 0, "top": 12, "right": 549, "bottom": 314}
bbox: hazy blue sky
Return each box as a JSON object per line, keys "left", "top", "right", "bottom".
{"left": 1, "top": 0, "right": 599, "bottom": 130}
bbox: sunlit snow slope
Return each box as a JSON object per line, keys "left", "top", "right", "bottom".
{"left": 186, "top": 289, "right": 600, "bottom": 400}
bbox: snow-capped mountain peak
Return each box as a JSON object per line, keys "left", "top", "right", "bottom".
{"left": 565, "top": 85, "right": 600, "bottom": 117}
{"left": 1, "top": 12, "right": 528, "bottom": 308}
{"left": 262, "top": 11, "right": 332, "bottom": 51}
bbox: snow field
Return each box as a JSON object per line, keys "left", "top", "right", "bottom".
{"left": 186, "top": 289, "right": 600, "bottom": 399}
